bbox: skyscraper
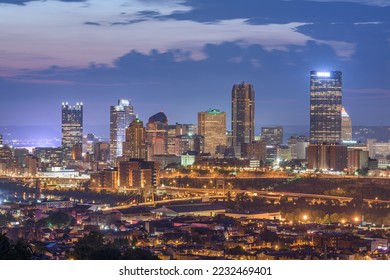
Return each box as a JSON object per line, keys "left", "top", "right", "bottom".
{"left": 231, "top": 82, "right": 255, "bottom": 147}
{"left": 123, "top": 117, "right": 147, "bottom": 160}
{"left": 198, "top": 109, "right": 226, "bottom": 156}
{"left": 146, "top": 112, "right": 168, "bottom": 160}
{"left": 110, "top": 99, "right": 136, "bottom": 161}
{"left": 310, "top": 71, "right": 342, "bottom": 144}
{"left": 62, "top": 102, "right": 83, "bottom": 161}
{"left": 341, "top": 106, "right": 352, "bottom": 141}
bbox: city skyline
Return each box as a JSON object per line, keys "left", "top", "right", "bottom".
{"left": 0, "top": 0, "right": 389, "bottom": 130}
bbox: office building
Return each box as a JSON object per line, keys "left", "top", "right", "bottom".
{"left": 90, "top": 168, "right": 118, "bottom": 190}
{"left": 34, "top": 147, "right": 63, "bottom": 168}
{"left": 0, "top": 134, "right": 2, "bottom": 145}
{"left": 261, "top": 127, "right": 283, "bottom": 145}
{"left": 198, "top": 109, "right": 226, "bottom": 156}
{"left": 110, "top": 99, "right": 136, "bottom": 161}
{"left": 288, "top": 135, "right": 309, "bottom": 160}
{"left": 277, "top": 145, "right": 292, "bottom": 161}
{"left": 261, "top": 127, "right": 283, "bottom": 161}
{"left": 175, "top": 134, "right": 204, "bottom": 156}
{"left": 310, "top": 71, "right": 342, "bottom": 144}
{"left": 146, "top": 112, "right": 168, "bottom": 160}
{"left": 347, "top": 149, "right": 368, "bottom": 173}
{"left": 83, "top": 133, "right": 99, "bottom": 155}
{"left": 307, "top": 144, "right": 347, "bottom": 171}
{"left": 25, "top": 154, "right": 38, "bottom": 176}
{"left": 341, "top": 107, "right": 352, "bottom": 141}
{"left": 94, "top": 142, "right": 110, "bottom": 162}
{"left": 118, "top": 159, "right": 160, "bottom": 189}
{"left": 123, "top": 118, "right": 147, "bottom": 160}
{"left": 232, "top": 82, "right": 255, "bottom": 147}
{"left": 62, "top": 102, "right": 83, "bottom": 161}
{"left": 241, "top": 140, "right": 267, "bottom": 163}
{"left": 71, "top": 143, "right": 83, "bottom": 161}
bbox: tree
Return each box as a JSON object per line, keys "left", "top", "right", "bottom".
{"left": 0, "top": 234, "right": 32, "bottom": 260}
{"left": 48, "top": 211, "right": 71, "bottom": 228}
{"left": 122, "top": 248, "right": 159, "bottom": 260}
{"left": 74, "top": 231, "right": 106, "bottom": 260}
{"left": 227, "top": 245, "right": 247, "bottom": 256}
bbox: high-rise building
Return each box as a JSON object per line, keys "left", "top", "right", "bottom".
{"left": 198, "top": 109, "right": 226, "bottom": 156}
{"left": 0, "top": 134, "right": 2, "bottom": 145}
{"left": 123, "top": 118, "right": 147, "bottom": 160}
{"left": 146, "top": 112, "right": 168, "bottom": 160}
{"left": 231, "top": 82, "right": 255, "bottom": 147}
{"left": 62, "top": 102, "right": 83, "bottom": 161}
{"left": 341, "top": 107, "right": 352, "bottom": 141}
{"left": 110, "top": 99, "right": 136, "bottom": 161}
{"left": 310, "top": 71, "right": 342, "bottom": 144}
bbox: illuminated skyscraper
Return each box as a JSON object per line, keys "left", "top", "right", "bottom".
{"left": 231, "top": 82, "right": 255, "bottom": 147}
{"left": 341, "top": 106, "right": 352, "bottom": 141}
{"left": 110, "top": 99, "right": 136, "bottom": 161}
{"left": 198, "top": 109, "right": 226, "bottom": 156}
{"left": 62, "top": 102, "right": 83, "bottom": 161}
{"left": 123, "top": 117, "right": 147, "bottom": 160}
{"left": 146, "top": 112, "right": 168, "bottom": 160}
{"left": 310, "top": 71, "right": 342, "bottom": 144}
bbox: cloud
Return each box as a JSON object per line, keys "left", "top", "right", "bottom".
{"left": 306, "top": 0, "right": 390, "bottom": 7}
{"left": 0, "top": 0, "right": 355, "bottom": 74}
{"left": 0, "top": 0, "right": 86, "bottom": 5}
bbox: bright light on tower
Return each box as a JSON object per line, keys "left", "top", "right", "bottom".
{"left": 317, "top": 72, "right": 331, "bottom": 77}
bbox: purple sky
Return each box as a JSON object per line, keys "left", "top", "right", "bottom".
{"left": 0, "top": 0, "right": 389, "bottom": 137}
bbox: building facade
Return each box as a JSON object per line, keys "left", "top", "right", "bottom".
{"left": 146, "top": 112, "right": 168, "bottom": 160}
{"left": 341, "top": 107, "right": 352, "bottom": 141}
{"left": 123, "top": 118, "right": 147, "bottom": 160}
{"left": 110, "top": 99, "right": 136, "bottom": 161}
{"left": 231, "top": 82, "right": 255, "bottom": 147}
{"left": 62, "top": 102, "right": 83, "bottom": 161}
{"left": 307, "top": 144, "right": 347, "bottom": 171}
{"left": 198, "top": 109, "right": 226, "bottom": 156}
{"left": 310, "top": 71, "right": 342, "bottom": 144}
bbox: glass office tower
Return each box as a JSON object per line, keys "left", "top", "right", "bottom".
{"left": 310, "top": 71, "right": 342, "bottom": 144}
{"left": 62, "top": 102, "right": 83, "bottom": 161}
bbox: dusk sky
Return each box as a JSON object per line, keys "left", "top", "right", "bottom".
{"left": 0, "top": 0, "right": 389, "bottom": 137}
